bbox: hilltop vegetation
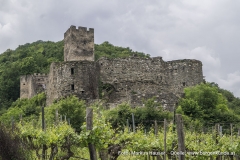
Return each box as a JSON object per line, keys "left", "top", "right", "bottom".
{"left": 0, "top": 40, "right": 148, "bottom": 111}
{"left": 177, "top": 83, "right": 240, "bottom": 131}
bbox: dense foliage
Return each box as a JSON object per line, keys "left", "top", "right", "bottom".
{"left": 0, "top": 40, "right": 148, "bottom": 111}
{"left": 177, "top": 83, "right": 240, "bottom": 130}
{"left": 44, "top": 96, "right": 86, "bottom": 132}
{"left": 94, "top": 41, "right": 149, "bottom": 60}
{"left": 0, "top": 125, "right": 31, "bottom": 160}
{"left": 105, "top": 98, "right": 173, "bottom": 130}
{"left": 0, "top": 92, "right": 45, "bottom": 124}
{"left": 0, "top": 40, "right": 63, "bottom": 111}
{"left": 1, "top": 102, "right": 240, "bottom": 160}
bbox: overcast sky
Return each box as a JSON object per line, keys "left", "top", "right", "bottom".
{"left": 1, "top": 0, "right": 240, "bottom": 97}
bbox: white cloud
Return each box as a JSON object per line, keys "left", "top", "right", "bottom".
{"left": 159, "top": 46, "right": 221, "bottom": 69}
{"left": 190, "top": 46, "right": 221, "bottom": 69}
{"left": 218, "top": 72, "right": 240, "bottom": 97}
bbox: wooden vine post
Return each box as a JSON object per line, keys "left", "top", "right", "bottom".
{"left": 86, "top": 108, "right": 97, "bottom": 160}
{"left": 42, "top": 105, "right": 47, "bottom": 160}
{"left": 176, "top": 114, "right": 185, "bottom": 160}
{"left": 164, "top": 119, "right": 167, "bottom": 160}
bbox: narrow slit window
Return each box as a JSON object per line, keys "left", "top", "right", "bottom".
{"left": 183, "top": 82, "right": 186, "bottom": 86}
{"left": 71, "top": 68, "right": 74, "bottom": 75}
{"left": 71, "top": 84, "right": 74, "bottom": 90}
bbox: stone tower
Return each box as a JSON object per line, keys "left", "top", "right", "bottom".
{"left": 20, "top": 73, "right": 48, "bottom": 99}
{"left": 46, "top": 25, "right": 98, "bottom": 105}
{"left": 64, "top": 25, "right": 94, "bottom": 61}
{"left": 20, "top": 75, "right": 34, "bottom": 99}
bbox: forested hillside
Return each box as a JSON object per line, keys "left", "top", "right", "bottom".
{"left": 0, "top": 40, "right": 148, "bottom": 112}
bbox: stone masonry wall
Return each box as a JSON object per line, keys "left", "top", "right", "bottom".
{"left": 20, "top": 75, "right": 34, "bottom": 99}
{"left": 23, "top": 56, "right": 203, "bottom": 110}
{"left": 20, "top": 25, "right": 204, "bottom": 111}
{"left": 64, "top": 26, "right": 94, "bottom": 62}
{"left": 165, "top": 59, "right": 203, "bottom": 97}
{"left": 98, "top": 57, "right": 203, "bottom": 111}
{"left": 46, "top": 61, "right": 99, "bottom": 105}
{"left": 20, "top": 73, "right": 48, "bottom": 99}
{"left": 98, "top": 57, "right": 166, "bottom": 104}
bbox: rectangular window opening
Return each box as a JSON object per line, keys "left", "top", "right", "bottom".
{"left": 71, "top": 84, "right": 74, "bottom": 90}
{"left": 71, "top": 68, "right": 74, "bottom": 75}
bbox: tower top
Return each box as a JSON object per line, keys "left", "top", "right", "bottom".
{"left": 64, "top": 25, "right": 94, "bottom": 61}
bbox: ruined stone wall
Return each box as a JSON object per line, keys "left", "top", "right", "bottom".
{"left": 165, "top": 59, "right": 203, "bottom": 97}
{"left": 46, "top": 61, "right": 99, "bottom": 105}
{"left": 20, "top": 74, "right": 48, "bottom": 99}
{"left": 20, "top": 75, "right": 34, "bottom": 99}
{"left": 98, "top": 57, "right": 203, "bottom": 111}
{"left": 20, "top": 25, "right": 204, "bottom": 110}
{"left": 20, "top": 58, "right": 203, "bottom": 110}
{"left": 98, "top": 57, "right": 166, "bottom": 103}
{"left": 46, "top": 63, "right": 58, "bottom": 105}
{"left": 64, "top": 26, "right": 94, "bottom": 62}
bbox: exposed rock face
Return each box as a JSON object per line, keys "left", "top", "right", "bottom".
{"left": 20, "top": 25, "right": 204, "bottom": 111}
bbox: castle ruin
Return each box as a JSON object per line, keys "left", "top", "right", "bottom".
{"left": 20, "top": 25, "right": 204, "bottom": 111}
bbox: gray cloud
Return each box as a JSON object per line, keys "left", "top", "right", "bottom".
{"left": 1, "top": 0, "right": 240, "bottom": 96}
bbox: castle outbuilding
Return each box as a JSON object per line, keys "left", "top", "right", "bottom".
{"left": 20, "top": 25, "right": 204, "bottom": 111}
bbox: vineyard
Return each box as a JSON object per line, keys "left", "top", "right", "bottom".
{"left": 1, "top": 105, "right": 240, "bottom": 160}
{"left": 1, "top": 82, "right": 240, "bottom": 160}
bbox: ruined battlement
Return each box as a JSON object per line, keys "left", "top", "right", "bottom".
{"left": 20, "top": 25, "right": 204, "bottom": 111}
{"left": 64, "top": 25, "right": 94, "bottom": 37}
{"left": 20, "top": 74, "right": 48, "bottom": 99}
{"left": 64, "top": 25, "right": 94, "bottom": 62}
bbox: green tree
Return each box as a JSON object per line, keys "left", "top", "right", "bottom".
{"left": 0, "top": 40, "right": 64, "bottom": 110}
{"left": 0, "top": 93, "right": 45, "bottom": 124}
{"left": 105, "top": 103, "right": 133, "bottom": 129}
{"left": 45, "top": 96, "right": 86, "bottom": 132}
{"left": 180, "top": 83, "right": 240, "bottom": 124}
{"left": 19, "top": 57, "right": 39, "bottom": 74}
{"left": 179, "top": 98, "right": 203, "bottom": 118}
{"left": 134, "top": 97, "right": 172, "bottom": 130}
